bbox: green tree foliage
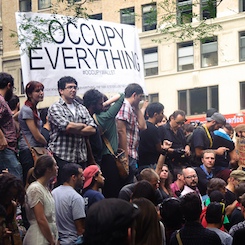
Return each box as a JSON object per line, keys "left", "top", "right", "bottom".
{"left": 12, "top": 0, "right": 223, "bottom": 54}
{"left": 153, "top": 0, "right": 223, "bottom": 43}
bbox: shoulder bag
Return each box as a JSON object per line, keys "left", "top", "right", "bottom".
{"left": 93, "top": 114, "right": 129, "bottom": 178}
{"left": 22, "top": 132, "right": 51, "bottom": 164}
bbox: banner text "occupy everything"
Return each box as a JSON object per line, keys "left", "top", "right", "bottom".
{"left": 29, "top": 20, "right": 141, "bottom": 71}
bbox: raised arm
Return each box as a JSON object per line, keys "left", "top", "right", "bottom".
{"left": 135, "top": 107, "right": 147, "bottom": 131}
{"left": 103, "top": 93, "right": 121, "bottom": 107}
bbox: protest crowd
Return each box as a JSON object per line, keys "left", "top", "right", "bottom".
{"left": 2, "top": 71, "right": 245, "bottom": 245}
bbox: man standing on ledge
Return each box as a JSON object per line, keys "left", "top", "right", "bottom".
{"left": 116, "top": 83, "right": 147, "bottom": 183}
{"left": 48, "top": 76, "right": 96, "bottom": 184}
{"left": 191, "top": 112, "right": 228, "bottom": 167}
{"left": 0, "top": 72, "right": 22, "bottom": 179}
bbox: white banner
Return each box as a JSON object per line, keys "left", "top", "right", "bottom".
{"left": 16, "top": 12, "right": 146, "bottom": 96}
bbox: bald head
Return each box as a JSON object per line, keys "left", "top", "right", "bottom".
{"left": 140, "top": 168, "right": 159, "bottom": 190}
{"left": 183, "top": 167, "right": 198, "bottom": 189}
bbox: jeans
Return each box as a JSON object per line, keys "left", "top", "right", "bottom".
{"left": 125, "top": 156, "right": 138, "bottom": 184}
{"left": 19, "top": 148, "right": 34, "bottom": 184}
{"left": 0, "top": 148, "right": 23, "bottom": 180}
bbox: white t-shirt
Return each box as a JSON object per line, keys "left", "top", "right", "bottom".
{"left": 66, "top": 103, "right": 76, "bottom": 117}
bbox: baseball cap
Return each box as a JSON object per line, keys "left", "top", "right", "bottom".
{"left": 84, "top": 198, "right": 140, "bottom": 244}
{"left": 83, "top": 165, "right": 100, "bottom": 189}
{"left": 230, "top": 170, "right": 245, "bottom": 182}
{"left": 206, "top": 108, "right": 218, "bottom": 121}
{"left": 210, "top": 112, "right": 226, "bottom": 125}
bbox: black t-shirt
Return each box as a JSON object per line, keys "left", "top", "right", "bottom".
{"left": 159, "top": 122, "right": 187, "bottom": 149}
{"left": 225, "top": 188, "right": 236, "bottom": 206}
{"left": 212, "top": 133, "right": 235, "bottom": 169}
{"left": 158, "top": 122, "right": 188, "bottom": 164}
{"left": 190, "top": 126, "right": 211, "bottom": 166}
{"left": 138, "top": 121, "right": 161, "bottom": 166}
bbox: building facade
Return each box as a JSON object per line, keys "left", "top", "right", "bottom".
{"left": 2, "top": 0, "right": 245, "bottom": 124}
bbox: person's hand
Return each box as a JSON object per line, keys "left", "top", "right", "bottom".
{"left": 184, "top": 145, "right": 191, "bottom": 157}
{"left": 163, "top": 140, "right": 172, "bottom": 150}
{"left": 3, "top": 228, "right": 12, "bottom": 238}
{"left": 216, "top": 147, "right": 229, "bottom": 155}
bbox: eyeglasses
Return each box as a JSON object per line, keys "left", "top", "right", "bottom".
{"left": 65, "top": 86, "right": 78, "bottom": 90}
{"left": 184, "top": 174, "right": 198, "bottom": 179}
{"left": 175, "top": 121, "right": 185, "bottom": 125}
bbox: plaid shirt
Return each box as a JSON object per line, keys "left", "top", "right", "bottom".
{"left": 48, "top": 98, "right": 96, "bottom": 163}
{"left": 0, "top": 95, "right": 17, "bottom": 152}
{"left": 116, "top": 99, "right": 139, "bottom": 160}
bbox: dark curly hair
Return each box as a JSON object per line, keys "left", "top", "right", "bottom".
{"left": 0, "top": 173, "right": 25, "bottom": 205}
{"left": 0, "top": 72, "right": 14, "bottom": 89}
{"left": 83, "top": 89, "right": 103, "bottom": 109}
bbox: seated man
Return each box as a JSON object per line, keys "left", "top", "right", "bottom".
{"left": 170, "top": 192, "right": 222, "bottom": 245}
{"left": 170, "top": 167, "right": 185, "bottom": 198}
{"left": 118, "top": 168, "right": 162, "bottom": 205}
{"left": 83, "top": 198, "right": 140, "bottom": 245}
{"left": 52, "top": 163, "right": 86, "bottom": 245}
{"left": 229, "top": 193, "right": 245, "bottom": 237}
{"left": 181, "top": 167, "right": 203, "bottom": 207}
{"left": 82, "top": 165, "right": 105, "bottom": 212}
{"left": 195, "top": 149, "right": 215, "bottom": 201}
{"left": 206, "top": 202, "right": 233, "bottom": 245}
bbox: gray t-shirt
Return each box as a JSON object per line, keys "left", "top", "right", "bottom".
{"left": 207, "top": 227, "right": 233, "bottom": 245}
{"left": 18, "top": 105, "right": 43, "bottom": 150}
{"left": 52, "top": 185, "right": 86, "bottom": 245}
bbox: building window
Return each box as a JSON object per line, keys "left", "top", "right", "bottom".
{"left": 177, "top": 41, "right": 194, "bottom": 71}
{"left": 240, "top": 32, "right": 245, "bottom": 62}
{"left": 201, "top": 0, "right": 217, "bottom": 19}
{"left": 68, "top": 0, "right": 81, "bottom": 3}
{"left": 142, "top": 3, "right": 157, "bottom": 32}
{"left": 143, "top": 47, "right": 158, "bottom": 77}
{"left": 19, "top": 0, "right": 31, "bottom": 12}
{"left": 240, "top": 82, "right": 245, "bottom": 109}
{"left": 177, "top": 0, "right": 192, "bottom": 24}
{"left": 38, "top": 0, "right": 51, "bottom": 9}
{"left": 201, "top": 37, "right": 218, "bottom": 67}
{"left": 89, "top": 13, "right": 102, "bottom": 20}
{"left": 120, "top": 7, "right": 135, "bottom": 25}
{"left": 178, "top": 86, "right": 218, "bottom": 115}
{"left": 148, "top": 93, "right": 159, "bottom": 102}
{"left": 240, "top": 0, "right": 245, "bottom": 12}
